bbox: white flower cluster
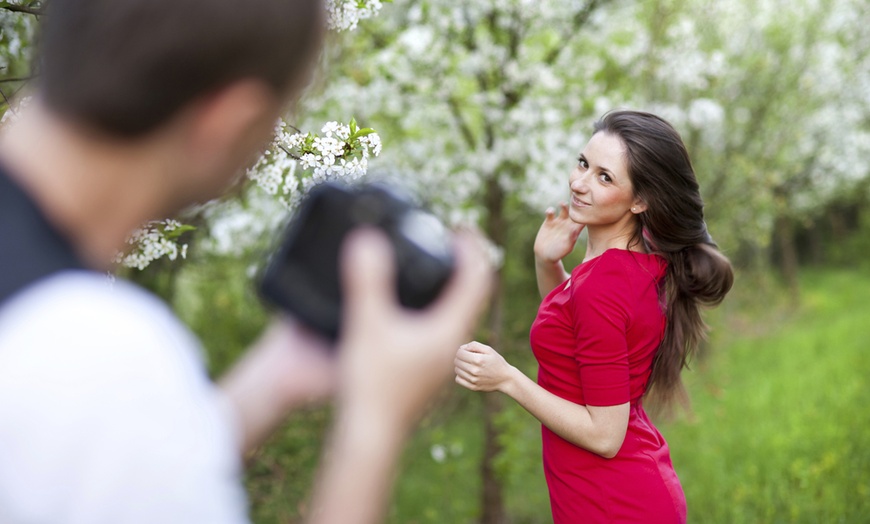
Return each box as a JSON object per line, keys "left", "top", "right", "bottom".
{"left": 325, "top": 0, "right": 384, "bottom": 32}
{"left": 246, "top": 146, "right": 301, "bottom": 206}
{"left": 115, "top": 219, "right": 190, "bottom": 271}
{"left": 247, "top": 119, "right": 381, "bottom": 207}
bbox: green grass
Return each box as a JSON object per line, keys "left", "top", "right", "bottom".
{"left": 661, "top": 269, "right": 870, "bottom": 523}
{"left": 383, "top": 269, "right": 870, "bottom": 523}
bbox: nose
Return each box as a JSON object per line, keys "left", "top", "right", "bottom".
{"left": 570, "top": 168, "right": 589, "bottom": 193}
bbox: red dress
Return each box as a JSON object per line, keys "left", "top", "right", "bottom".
{"left": 529, "top": 249, "right": 687, "bottom": 523}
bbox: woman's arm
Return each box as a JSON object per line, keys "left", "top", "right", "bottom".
{"left": 534, "top": 204, "right": 584, "bottom": 298}
{"left": 455, "top": 342, "right": 629, "bottom": 458}
{"left": 535, "top": 257, "right": 570, "bottom": 300}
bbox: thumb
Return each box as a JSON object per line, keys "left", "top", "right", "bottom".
{"left": 340, "top": 228, "right": 397, "bottom": 329}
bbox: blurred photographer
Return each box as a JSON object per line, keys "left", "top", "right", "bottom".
{"left": 0, "top": 1, "right": 492, "bottom": 523}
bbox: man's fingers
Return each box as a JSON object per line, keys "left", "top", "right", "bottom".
{"left": 340, "top": 228, "right": 396, "bottom": 329}
{"left": 429, "top": 231, "right": 494, "bottom": 329}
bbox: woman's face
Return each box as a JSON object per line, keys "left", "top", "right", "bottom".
{"left": 568, "top": 131, "right": 645, "bottom": 227}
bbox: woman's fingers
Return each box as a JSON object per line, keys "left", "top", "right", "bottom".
{"left": 460, "top": 341, "right": 492, "bottom": 354}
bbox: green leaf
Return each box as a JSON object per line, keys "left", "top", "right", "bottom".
{"left": 164, "top": 224, "right": 196, "bottom": 239}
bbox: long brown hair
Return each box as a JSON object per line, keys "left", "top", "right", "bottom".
{"left": 593, "top": 110, "right": 734, "bottom": 413}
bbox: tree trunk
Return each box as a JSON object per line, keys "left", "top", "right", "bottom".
{"left": 774, "top": 214, "right": 800, "bottom": 303}
{"left": 479, "top": 175, "right": 509, "bottom": 524}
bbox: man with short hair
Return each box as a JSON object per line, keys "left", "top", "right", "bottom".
{"left": 0, "top": 1, "right": 492, "bottom": 523}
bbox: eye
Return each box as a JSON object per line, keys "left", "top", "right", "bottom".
{"left": 598, "top": 173, "right": 612, "bottom": 183}
{"left": 577, "top": 156, "right": 588, "bottom": 169}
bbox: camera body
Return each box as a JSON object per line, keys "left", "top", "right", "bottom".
{"left": 258, "top": 181, "right": 455, "bottom": 341}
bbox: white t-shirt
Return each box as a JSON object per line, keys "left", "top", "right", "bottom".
{"left": 0, "top": 271, "right": 249, "bottom": 523}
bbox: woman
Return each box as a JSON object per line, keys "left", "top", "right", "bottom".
{"left": 454, "top": 110, "right": 733, "bottom": 523}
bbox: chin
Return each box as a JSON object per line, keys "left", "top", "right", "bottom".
{"left": 568, "top": 208, "right": 586, "bottom": 224}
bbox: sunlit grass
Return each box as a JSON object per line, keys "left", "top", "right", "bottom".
{"left": 388, "top": 269, "right": 870, "bottom": 523}
{"left": 181, "top": 253, "right": 870, "bottom": 523}
{"left": 662, "top": 269, "right": 870, "bottom": 523}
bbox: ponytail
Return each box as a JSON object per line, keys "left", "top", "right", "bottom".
{"left": 592, "top": 109, "right": 734, "bottom": 415}
{"left": 646, "top": 242, "right": 733, "bottom": 414}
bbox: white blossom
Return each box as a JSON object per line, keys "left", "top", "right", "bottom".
{"left": 245, "top": 118, "right": 381, "bottom": 211}
{"left": 325, "top": 0, "right": 384, "bottom": 32}
{"left": 115, "top": 220, "right": 190, "bottom": 271}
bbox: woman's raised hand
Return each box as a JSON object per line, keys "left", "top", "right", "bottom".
{"left": 534, "top": 203, "right": 584, "bottom": 265}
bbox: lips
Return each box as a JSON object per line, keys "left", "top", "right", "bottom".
{"left": 572, "top": 195, "right": 590, "bottom": 207}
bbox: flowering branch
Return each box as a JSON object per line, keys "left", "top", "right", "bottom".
{"left": 326, "top": 0, "right": 390, "bottom": 32}
{"left": 115, "top": 219, "right": 194, "bottom": 271}
{"left": 116, "top": 0, "right": 390, "bottom": 271}
{"left": 246, "top": 118, "right": 382, "bottom": 208}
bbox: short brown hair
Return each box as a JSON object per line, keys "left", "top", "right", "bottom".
{"left": 36, "top": 0, "right": 325, "bottom": 137}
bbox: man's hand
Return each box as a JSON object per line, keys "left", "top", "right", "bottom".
{"left": 219, "top": 318, "right": 338, "bottom": 453}
{"left": 306, "top": 227, "right": 493, "bottom": 524}
{"left": 335, "top": 227, "right": 493, "bottom": 431}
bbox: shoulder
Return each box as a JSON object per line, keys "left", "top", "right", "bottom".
{"left": 0, "top": 270, "right": 194, "bottom": 347}
{"left": 0, "top": 272, "right": 247, "bottom": 523}
{"left": 1, "top": 269, "right": 176, "bottom": 322}
{"left": 570, "top": 250, "right": 665, "bottom": 306}
{"left": 572, "top": 249, "right": 649, "bottom": 282}
{"left": 587, "top": 249, "right": 666, "bottom": 284}
{"left": 0, "top": 270, "right": 206, "bottom": 396}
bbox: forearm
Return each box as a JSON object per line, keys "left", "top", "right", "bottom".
{"left": 219, "top": 321, "right": 336, "bottom": 453}
{"left": 306, "top": 405, "right": 409, "bottom": 524}
{"left": 535, "top": 257, "right": 570, "bottom": 299}
{"left": 218, "top": 347, "right": 297, "bottom": 453}
{"left": 500, "top": 366, "right": 628, "bottom": 458}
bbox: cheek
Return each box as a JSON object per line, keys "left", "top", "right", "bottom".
{"left": 598, "top": 188, "right": 635, "bottom": 212}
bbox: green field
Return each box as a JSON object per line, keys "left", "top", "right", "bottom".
{"left": 664, "top": 270, "right": 870, "bottom": 523}
{"left": 237, "top": 269, "right": 870, "bottom": 523}
{"left": 378, "top": 270, "right": 870, "bottom": 523}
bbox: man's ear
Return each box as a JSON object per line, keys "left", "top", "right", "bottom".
{"left": 185, "top": 79, "right": 279, "bottom": 174}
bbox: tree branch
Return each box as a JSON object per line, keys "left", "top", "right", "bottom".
{"left": 543, "top": 0, "right": 606, "bottom": 66}
{"left": 0, "top": 2, "right": 44, "bottom": 16}
{"left": 446, "top": 95, "right": 477, "bottom": 149}
{"left": 0, "top": 76, "right": 32, "bottom": 84}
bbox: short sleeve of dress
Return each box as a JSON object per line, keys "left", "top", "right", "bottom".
{"left": 570, "top": 256, "right": 633, "bottom": 406}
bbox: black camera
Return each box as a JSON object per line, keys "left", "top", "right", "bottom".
{"left": 258, "top": 181, "right": 456, "bottom": 341}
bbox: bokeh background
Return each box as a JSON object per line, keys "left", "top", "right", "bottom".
{"left": 2, "top": 0, "right": 868, "bottom": 522}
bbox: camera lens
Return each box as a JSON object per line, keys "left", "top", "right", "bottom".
{"left": 398, "top": 210, "right": 451, "bottom": 259}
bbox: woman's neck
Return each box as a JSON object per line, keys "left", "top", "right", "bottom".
{"left": 583, "top": 223, "right": 644, "bottom": 262}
